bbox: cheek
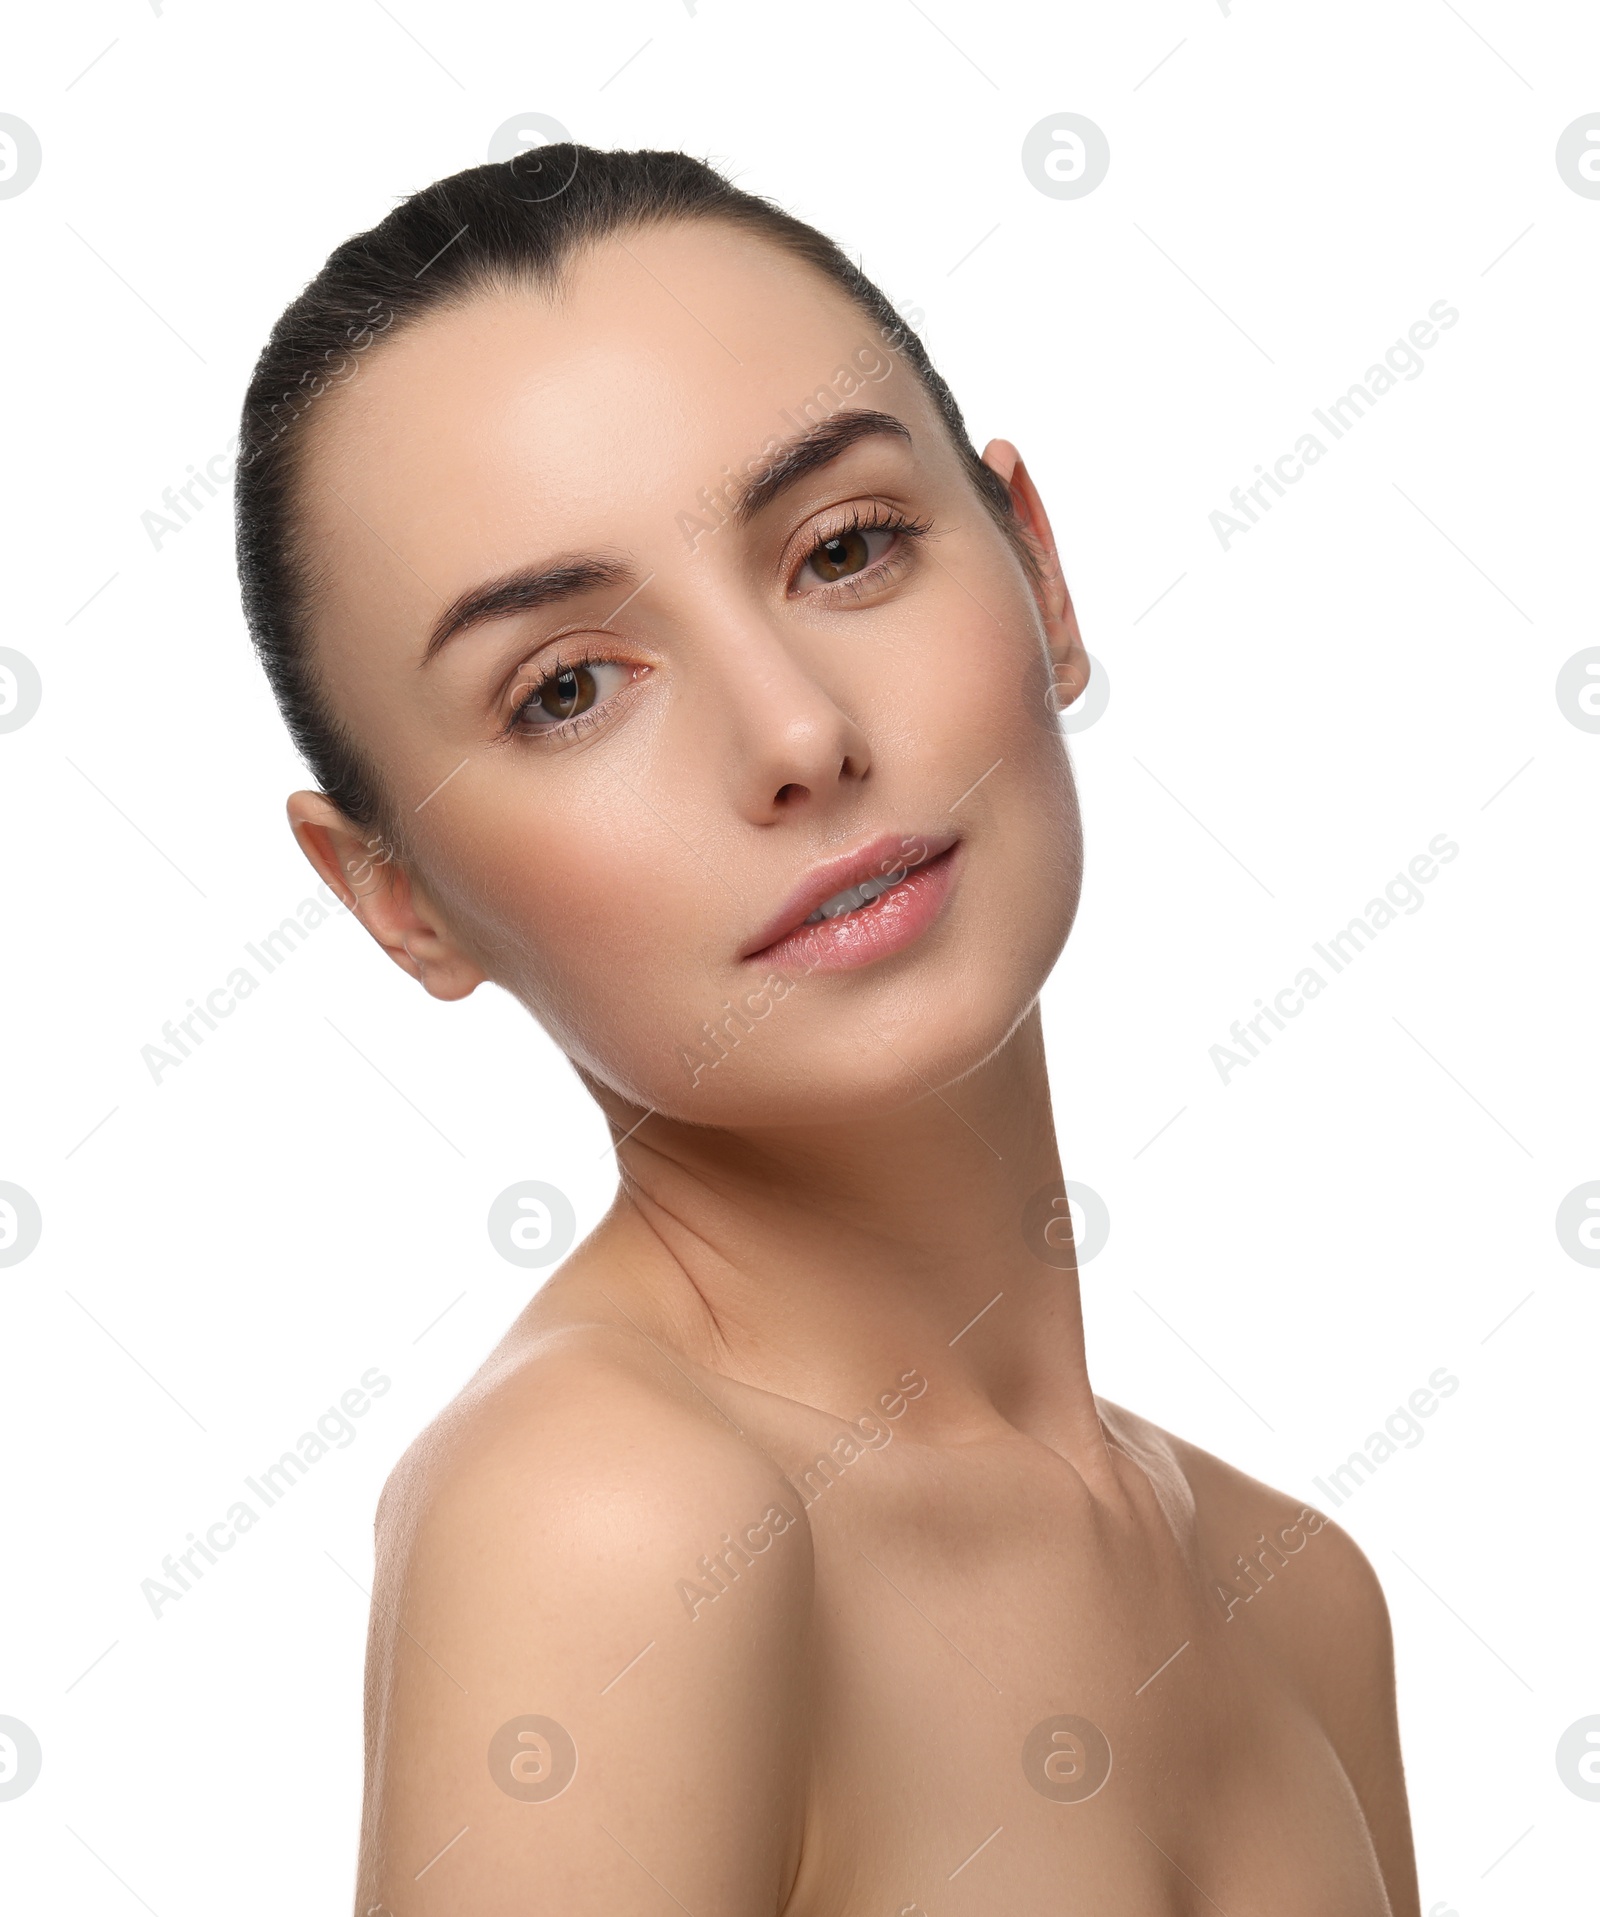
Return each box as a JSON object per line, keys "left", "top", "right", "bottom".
{"left": 425, "top": 781, "right": 731, "bottom": 1081}
{"left": 893, "top": 570, "right": 1053, "bottom": 744}
{"left": 887, "top": 586, "right": 1069, "bottom": 820}
{"left": 894, "top": 590, "right": 1083, "bottom": 947}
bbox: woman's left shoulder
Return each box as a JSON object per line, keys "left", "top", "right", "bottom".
{"left": 1102, "top": 1399, "right": 1384, "bottom": 1616}
{"left": 1098, "top": 1396, "right": 1402, "bottom": 1740}
{"left": 1102, "top": 1398, "right": 1419, "bottom": 1910}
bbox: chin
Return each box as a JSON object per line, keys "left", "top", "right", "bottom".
{"left": 701, "top": 1013, "right": 1032, "bottom": 1129}
{"left": 593, "top": 903, "right": 1070, "bottom": 1129}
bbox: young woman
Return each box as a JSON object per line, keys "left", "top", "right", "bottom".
{"left": 236, "top": 144, "right": 1420, "bottom": 1916}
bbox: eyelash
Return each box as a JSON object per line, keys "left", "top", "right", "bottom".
{"left": 501, "top": 503, "right": 931, "bottom": 742}
{"left": 792, "top": 502, "right": 933, "bottom": 601}
{"left": 502, "top": 646, "right": 638, "bottom": 743}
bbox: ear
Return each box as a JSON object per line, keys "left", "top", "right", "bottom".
{"left": 980, "top": 438, "right": 1090, "bottom": 712}
{"left": 285, "top": 792, "right": 487, "bottom": 1002}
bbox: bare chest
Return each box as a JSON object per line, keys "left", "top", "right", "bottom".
{"left": 771, "top": 1440, "right": 1394, "bottom": 1916}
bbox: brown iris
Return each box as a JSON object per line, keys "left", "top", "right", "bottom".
{"left": 534, "top": 663, "right": 598, "bottom": 721}
{"left": 808, "top": 528, "right": 871, "bottom": 583}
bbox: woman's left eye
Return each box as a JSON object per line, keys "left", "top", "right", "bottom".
{"left": 796, "top": 522, "right": 902, "bottom": 589}
{"left": 510, "top": 658, "right": 633, "bottom": 732}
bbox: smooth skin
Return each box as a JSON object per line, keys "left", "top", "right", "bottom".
{"left": 283, "top": 220, "right": 1420, "bottom": 1915}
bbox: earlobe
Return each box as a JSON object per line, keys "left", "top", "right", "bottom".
{"left": 283, "top": 790, "right": 488, "bottom": 1002}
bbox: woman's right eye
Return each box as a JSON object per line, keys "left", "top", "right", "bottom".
{"left": 510, "top": 658, "right": 635, "bottom": 733}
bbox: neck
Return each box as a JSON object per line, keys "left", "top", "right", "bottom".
{"left": 567, "top": 1005, "right": 1108, "bottom": 1470}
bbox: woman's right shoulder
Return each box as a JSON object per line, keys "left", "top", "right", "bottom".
{"left": 376, "top": 1314, "right": 802, "bottom": 1573}
{"left": 356, "top": 1318, "right": 815, "bottom": 1909}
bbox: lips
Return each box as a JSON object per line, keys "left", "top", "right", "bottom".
{"left": 740, "top": 831, "right": 961, "bottom": 973}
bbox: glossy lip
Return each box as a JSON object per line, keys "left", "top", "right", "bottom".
{"left": 739, "top": 829, "right": 961, "bottom": 966}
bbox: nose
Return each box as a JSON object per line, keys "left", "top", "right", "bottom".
{"left": 720, "top": 630, "right": 873, "bottom": 825}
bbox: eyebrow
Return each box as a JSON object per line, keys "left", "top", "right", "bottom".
{"left": 730, "top": 407, "right": 912, "bottom": 526}
{"left": 420, "top": 407, "right": 915, "bottom": 664}
{"left": 422, "top": 556, "right": 632, "bottom": 666}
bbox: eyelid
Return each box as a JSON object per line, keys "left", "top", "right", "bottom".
{"left": 794, "top": 495, "right": 909, "bottom": 554}
{"left": 499, "top": 644, "right": 648, "bottom": 743}
{"left": 498, "top": 622, "right": 648, "bottom": 705}
{"left": 787, "top": 499, "right": 931, "bottom": 597}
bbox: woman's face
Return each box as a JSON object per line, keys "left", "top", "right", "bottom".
{"left": 293, "top": 220, "right": 1085, "bottom": 1126}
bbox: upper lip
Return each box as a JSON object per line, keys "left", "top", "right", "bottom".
{"left": 739, "top": 830, "right": 959, "bottom": 960}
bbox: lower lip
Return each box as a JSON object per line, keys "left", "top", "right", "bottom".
{"left": 744, "top": 843, "right": 962, "bottom": 975}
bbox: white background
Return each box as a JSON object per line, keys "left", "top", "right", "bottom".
{"left": 2, "top": 2, "right": 1596, "bottom": 1911}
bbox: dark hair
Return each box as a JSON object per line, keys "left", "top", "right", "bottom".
{"left": 234, "top": 142, "right": 1040, "bottom": 843}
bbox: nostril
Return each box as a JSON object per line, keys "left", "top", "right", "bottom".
{"left": 774, "top": 783, "right": 809, "bottom": 806}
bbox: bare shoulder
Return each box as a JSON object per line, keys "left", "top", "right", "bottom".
{"left": 1101, "top": 1398, "right": 1421, "bottom": 1917}
{"left": 375, "top": 1313, "right": 802, "bottom": 1564}
{"left": 1100, "top": 1397, "right": 1389, "bottom": 1644}
{"left": 358, "top": 1317, "right": 813, "bottom": 1914}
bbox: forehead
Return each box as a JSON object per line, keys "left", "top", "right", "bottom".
{"left": 302, "top": 222, "right": 930, "bottom": 607}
